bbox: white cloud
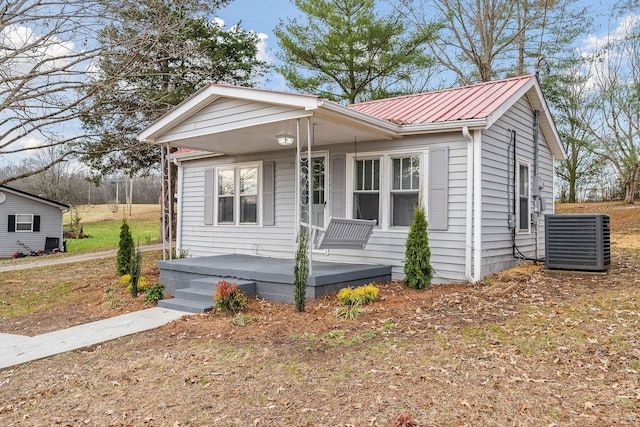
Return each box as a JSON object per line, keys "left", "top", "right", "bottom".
{"left": 19, "top": 136, "right": 44, "bottom": 150}
{"left": 0, "top": 24, "right": 78, "bottom": 76}
{"left": 581, "top": 13, "right": 639, "bottom": 53}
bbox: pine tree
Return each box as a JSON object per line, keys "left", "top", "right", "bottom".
{"left": 117, "top": 220, "right": 134, "bottom": 276}
{"left": 403, "top": 205, "right": 433, "bottom": 289}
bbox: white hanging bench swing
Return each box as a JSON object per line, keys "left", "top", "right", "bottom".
{"left": 305, "top": 216, "right": 377, "bottom": 250}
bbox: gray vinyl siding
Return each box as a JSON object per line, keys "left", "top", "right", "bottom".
{"left": 177, "top": 94, "right": 556, "bottom": 283}
{"left": 480, "top": 97, "right": 555, "bottom": 276}
{"left": 0, "top": 191, "right": 65, "bottom": 258}
{"left": 178, "top": 135, "right": 470, "bottom": 283}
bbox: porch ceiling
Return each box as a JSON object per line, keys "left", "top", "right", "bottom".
{"left": 159, "top": 114, "right": 396, "bottom": 156}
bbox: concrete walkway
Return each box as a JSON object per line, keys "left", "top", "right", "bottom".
{"left": 0, "top": 307, "right": 189, "bottom": 370}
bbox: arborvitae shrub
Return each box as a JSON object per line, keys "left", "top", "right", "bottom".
{"left": 294, "top": 227, "right": 309, "bottom": 312}
{"left": 117, "top": 220, "right": 134, "bottom": 276}
{"left": 403, "top": 205, "right": 433, "bottom": 289}
{"left": 129, "top": 244, "right": 143, "bottom": 297}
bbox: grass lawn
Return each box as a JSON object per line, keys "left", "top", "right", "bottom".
{"left": 63, "top": 204, "right": 161, "bottom": 253}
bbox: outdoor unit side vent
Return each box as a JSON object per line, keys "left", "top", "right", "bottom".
{"left": 545, "top": 214, "right": 610, "bottom": 271}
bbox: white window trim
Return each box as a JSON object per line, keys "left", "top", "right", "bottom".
{"left": 346, "top": 149, "right": 427, "bottom": 232}
{"left": 214, "top": 161, "right": 263, "bottom": 226}
{"left": 15, "top": 214, "right": 34, "bottom": 232}
{"left": 516, "top": 159, "right": 531, "bottom": 234}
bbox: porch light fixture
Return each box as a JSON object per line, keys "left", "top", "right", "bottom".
{"left": 276, "top": 134, "right": 295, "bottom": 146}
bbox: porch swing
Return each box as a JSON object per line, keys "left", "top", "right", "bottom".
{"left": 309, "top": 216, "right": 376, "bottom": 250}
{"left": 309, "top": 135, "right": 376, "bottom": 250}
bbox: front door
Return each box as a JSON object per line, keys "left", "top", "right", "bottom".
{"left": 300, "top": 155, "right": 327, "bottom": 228}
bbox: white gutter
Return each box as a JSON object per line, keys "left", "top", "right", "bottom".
{"left": 463, "top": 127, "right": 474, "bottom": 282}
{"left": 463, "top": 127, "right": 483, "bottom": 283}
{"left": 473, "top": 128, "right": 482, "bottom": 281}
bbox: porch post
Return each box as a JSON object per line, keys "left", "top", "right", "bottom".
{"left": 295, "top": 119, "right": 301, "bottom": 255}
{"left": 160, "top": 143, "right": 173, "bottom": 260}
{"left": 307, "top": 117, "right": 313, "bottom": 274}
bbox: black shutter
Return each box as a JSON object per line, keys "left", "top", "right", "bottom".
{"left": 33, "top": 215, "right": 41, "bottom": 232}
{"left": 8, "top": 215, "right": 15, "bottom": 232}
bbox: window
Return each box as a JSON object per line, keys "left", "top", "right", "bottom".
{"left": 353, "top": 158, "right": 380, "bottom": 222}
{"left": 391, "top": 156, "right": 420, "bottom": 226}
{"left": 16, "top": 214, "right": 34, "bottom": 232}
{"left": 518, "top": 162, "right": 530, "bottom": 232}
{"left": 216, "top": 165, "right": 259, "bottom": 225}
{"left": 349, "top": 152, "right": 424, "bottom": 229}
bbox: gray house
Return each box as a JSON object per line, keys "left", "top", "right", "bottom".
{"left": 0, "top": 186, "right": 68, "bottom": 258}
{"left": 139, "top": 75, "right": 566, "bottom": 306}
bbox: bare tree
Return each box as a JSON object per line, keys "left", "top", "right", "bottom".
{"left": 543, "top": 61, "right": 604, "bottom": 203}
{"left": 0, "top": 0, "right": 107, "bottom": 185}
{"left": 390, "top": 0, "right": 590, "bottom": 84}
{"left": 588, "top": 16, "right": 640, "bottom": 204}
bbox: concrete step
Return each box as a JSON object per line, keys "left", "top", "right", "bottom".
{"left": 158, "top": 298, "right": 213, "bottom": 314}
{"left": 189, "top": 277, "right": 257, "bottom": 296}
{"left": 174, "top": 287, "right": 216, "bottom": 302}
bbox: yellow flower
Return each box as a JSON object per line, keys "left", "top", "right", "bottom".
{"left": 119, "top": 274, "right": 131, "bottom": 285}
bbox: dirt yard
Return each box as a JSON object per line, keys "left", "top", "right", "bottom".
{"left": 0, "top": 202, "right": 639, "bottom": 426}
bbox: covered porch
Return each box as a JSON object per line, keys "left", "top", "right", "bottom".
{"left": 158, "top": 254, "right": 392, "bottom": 312}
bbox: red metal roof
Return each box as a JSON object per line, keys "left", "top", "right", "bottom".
{"left": 348, "top": 75, "right": 536, "bottom": 125}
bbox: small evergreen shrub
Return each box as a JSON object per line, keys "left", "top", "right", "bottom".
{"left": 337, "top": 284, "right": 379, "bottom": 306}
{"left": 128, "top": 244, "right": 143, "bottom": 297}
{"left": 214, "top": 280, "right": 249, "bottom": 312}
{"left": 116, "top": 220, "right": 134, "bottom": 276}
{"left": 143, "top": 283, "right": 165, "bottom": 305}
{"left": 403, "top": 205, "right": 433, "bottom": 289}
{"left": 294, "top": 226, "right": 309, "bottom": 312}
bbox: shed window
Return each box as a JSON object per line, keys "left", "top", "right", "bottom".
{"left": 16, "top": 214, "right": 34, "bottom": 232}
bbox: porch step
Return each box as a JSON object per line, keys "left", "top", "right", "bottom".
{"left": 158, "top": 277, "right": 257, "bottom": 313}
{"left": 158, "top": 298, "right": 214, "bottom": 313}
{"left": 189, "top": 277, "right": 257, "bottom": 295}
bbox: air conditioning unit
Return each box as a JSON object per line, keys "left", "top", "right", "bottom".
{"left": 545, "top": 214, "right": 610, "bottom": 271}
